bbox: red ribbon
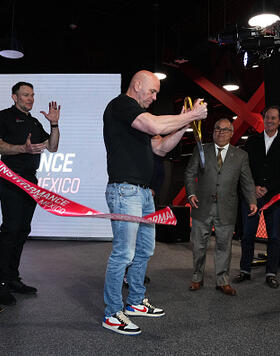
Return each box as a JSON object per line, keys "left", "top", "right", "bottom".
{"left": 259, "top": 194, "right": 280, "bottom": 212}
{"left": 0, "top": 161, "right": 176, "bottom": 225}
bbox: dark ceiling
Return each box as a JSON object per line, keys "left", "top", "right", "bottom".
{"left": 0, "top": 0, "right": 279, "bottom": 154}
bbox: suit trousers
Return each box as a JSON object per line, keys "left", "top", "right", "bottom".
{"left": 191, "top": 202, "right": 235, "bottom": 286}
{"left": 0, "top": 177, "right": 37, "bottom": 282}
{"left": 240, "top": 197, "right": 280, "bottom": 276}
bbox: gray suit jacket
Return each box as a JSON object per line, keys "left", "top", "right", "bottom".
{"left": 184, "top": 142, "right": 256, "bottom": 225}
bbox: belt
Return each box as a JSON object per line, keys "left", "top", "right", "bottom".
{"left": 108, "top": 181, "right": 150, "bottom": 189}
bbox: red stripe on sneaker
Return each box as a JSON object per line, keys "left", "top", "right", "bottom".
{"left": 133, "top": 306, "right": 148, "bottom": 312}
{"left": 105, "top": 320, "right": 125, "bottom": 326}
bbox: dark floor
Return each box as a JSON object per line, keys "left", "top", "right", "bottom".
{"left": 0, "top": 237, "right": 279, "bottom": 356}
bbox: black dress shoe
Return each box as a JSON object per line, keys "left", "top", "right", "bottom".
{"left": 266, "top": 276, "right": 279, "bottom": 289}
{"left": 232, "top": 272, "right": 251, "bottom": 283}
{"left": 144, "top": 275, "right": 150, "bottom": 284}
{"left": 0, "top": 282, "right": 16, "bottom": 305}
{"left": 8, "top": 280, "right": 37, "bottom": 294}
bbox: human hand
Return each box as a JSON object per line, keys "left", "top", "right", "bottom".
{"left": 256, "top": 186, "right": 267, "bottom": 199}
{"left": 248, "top": 204, "right": 258, "bottom": 216}
{"left": 189, "top": 195, "right": 199, "bottom": 208}
{"left": 192, "top": 99, "right": 207, "bottom": 121}
{"left": 24, "top": 133, "right": 47, "bottom": 154}
{"left": 40, "top": 101, "right": 61, "bottom": 124}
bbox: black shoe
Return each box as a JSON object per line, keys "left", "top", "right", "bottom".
{"left": 0, "top": 282, "right": 16, "bottom": 305}
{"left": 232, "top": 272, "right": 251, "bottom": 283}
{"left": 7, "top": 279, "right": 37, "bottom": 294}
{"left": 266, "top": 276, "right": 279, "bottom": 289}
{"left": 144, "top": 275, "right": 150, "bottom": 284}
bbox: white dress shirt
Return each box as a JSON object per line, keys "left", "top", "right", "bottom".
{"left": 214, "top": 143, "right": 229, "bottom": 162}
{"left": 264, "top": 130, "right": 278, "bottom": 154}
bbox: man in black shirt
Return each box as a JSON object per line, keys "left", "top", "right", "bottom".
{"left": 0, "top": 81, "right": 61, "bottom": 306}
{"left": 102, "top": 70, "right": 207, "bottom": 335}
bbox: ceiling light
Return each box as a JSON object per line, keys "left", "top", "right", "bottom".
{"left": 222, "top": 69, "right": 239, "bottom": 91}
{"left": 0, "top": 0, "right": 23, "bottom": 59}
{"left": 154, "top": 72, "right": 167, "bottom": 80}
{"left": 249, "top": 14, "right": 280, "bottom": 28}
{"left": 0, "top": 39, "right": 23, "bottom": 59}
{"left": 248, "top": 1, "right": 280, "bottom": 28}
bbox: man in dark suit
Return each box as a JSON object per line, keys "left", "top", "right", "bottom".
{"left": 185, "top": 119, "right": 257, "bottom": 296}
{"left": 233, "top": 105, "right": 280, "bottom": 288}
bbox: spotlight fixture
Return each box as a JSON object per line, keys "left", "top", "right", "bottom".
{"left": 248, "top": 1, "right": 280, "bottom": 28}
{"left": 0, "top": 0, "right": 23, "bottom": 59}
{"left": 153, "top": 2, "right": 167, "bottom": 80}
{"left": 243, "top": 51, "right": 260, "bottom": 68}
{"left": 222, "top": 69, "right": 239, "bottom": 91}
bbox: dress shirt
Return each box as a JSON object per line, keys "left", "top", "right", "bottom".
{"left": 264, "top": 130, "right": 278, "bottom": 154}
{"left": 214, "top": 143, "right": 229, "bottom": 162}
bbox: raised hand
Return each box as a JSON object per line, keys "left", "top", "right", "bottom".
{"left": 40, "top": 101, "right": 61, "bottom": 125}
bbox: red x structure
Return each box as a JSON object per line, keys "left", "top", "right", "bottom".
{"left": 172, "top": 62, "right": 265, "bottom": 206}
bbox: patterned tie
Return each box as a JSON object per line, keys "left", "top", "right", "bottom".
{"left": 217, "top": 147, "right": 224, "bottom": 169}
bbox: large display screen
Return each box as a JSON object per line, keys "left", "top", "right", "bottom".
{"left": 0, "top": 74, "right": 121, "bottom": 240}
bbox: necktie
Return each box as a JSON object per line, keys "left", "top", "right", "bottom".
{"left": 217, "top": 148, "right": 224, "bottom": 169}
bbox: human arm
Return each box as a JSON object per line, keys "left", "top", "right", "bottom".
{"left": 239, "top": 151, "right": 257, "bottom": 209}
{"left": 0, "top": 134, "right": 47, "bottom": 155}
{"left": 131, "top": 99, "right": 207, "bottom": 135}
{"left": 40, "top": 101, "right": 60, "bottom": 152}
{"left": 151, "top": 125, "right": 188, "bottom": 156}
{"left": 184, "top": 146, "right": 200, "bottom": 204}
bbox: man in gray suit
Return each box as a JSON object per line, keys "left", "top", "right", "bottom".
{"left": 185, "top": 118, "right": 257, "bottom": 296}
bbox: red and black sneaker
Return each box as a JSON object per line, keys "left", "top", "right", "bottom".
{"left": 125, "top": 298, "right": 165, "bottom": 317}
{"left": 102, "top": 311, "right": 141, "bottom": 335}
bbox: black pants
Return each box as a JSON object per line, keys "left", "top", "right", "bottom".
{"left": 240, "top": 197, "right": 280, "bottom": 275}
{"left": 0, "top": 175, "right": 37, "bottom": 282}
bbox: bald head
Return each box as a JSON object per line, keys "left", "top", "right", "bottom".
{"left": 126, "top": 70, "right": 160, "bottom": 109}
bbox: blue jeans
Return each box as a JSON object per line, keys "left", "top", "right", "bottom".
{"left": 240, "top": 197, "right": 280, "bottom": 275}
{"left": 104, "top": 183, "right": 155, "bottom": 317}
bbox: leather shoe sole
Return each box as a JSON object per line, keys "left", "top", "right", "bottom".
{"left": 216, "top": 285, "right": 236, "bottom": 296}
{"left": 189, "top": 281, "right": 203, "bottom": 291}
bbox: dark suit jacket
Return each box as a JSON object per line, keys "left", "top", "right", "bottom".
{"left": 242, "top": 131, "right": 280, "bottom": 201}
{"left": 185, "top": 143, "right": 256, "bottom": 225}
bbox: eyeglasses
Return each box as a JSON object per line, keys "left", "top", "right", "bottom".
{"left": 214, "top": 127, "right": 233, "bottom": 133}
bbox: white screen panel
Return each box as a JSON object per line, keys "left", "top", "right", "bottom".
{"left": 0, "top": 74, "right": 121, "bottom": 240}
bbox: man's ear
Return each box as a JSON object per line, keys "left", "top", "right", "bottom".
{"left": 12, "top": 94, "right": 17, "bottom": 103}
{"left": 134, "top": 80, "right": 141, "bottom": 92}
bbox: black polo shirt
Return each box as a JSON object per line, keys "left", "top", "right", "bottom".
{"left": 0, "top": 105, "right": 49, "bottom": 174}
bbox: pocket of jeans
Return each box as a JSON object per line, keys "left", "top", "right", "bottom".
{"left": 119, "top": 184, "right": 138, "bottom": 197}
